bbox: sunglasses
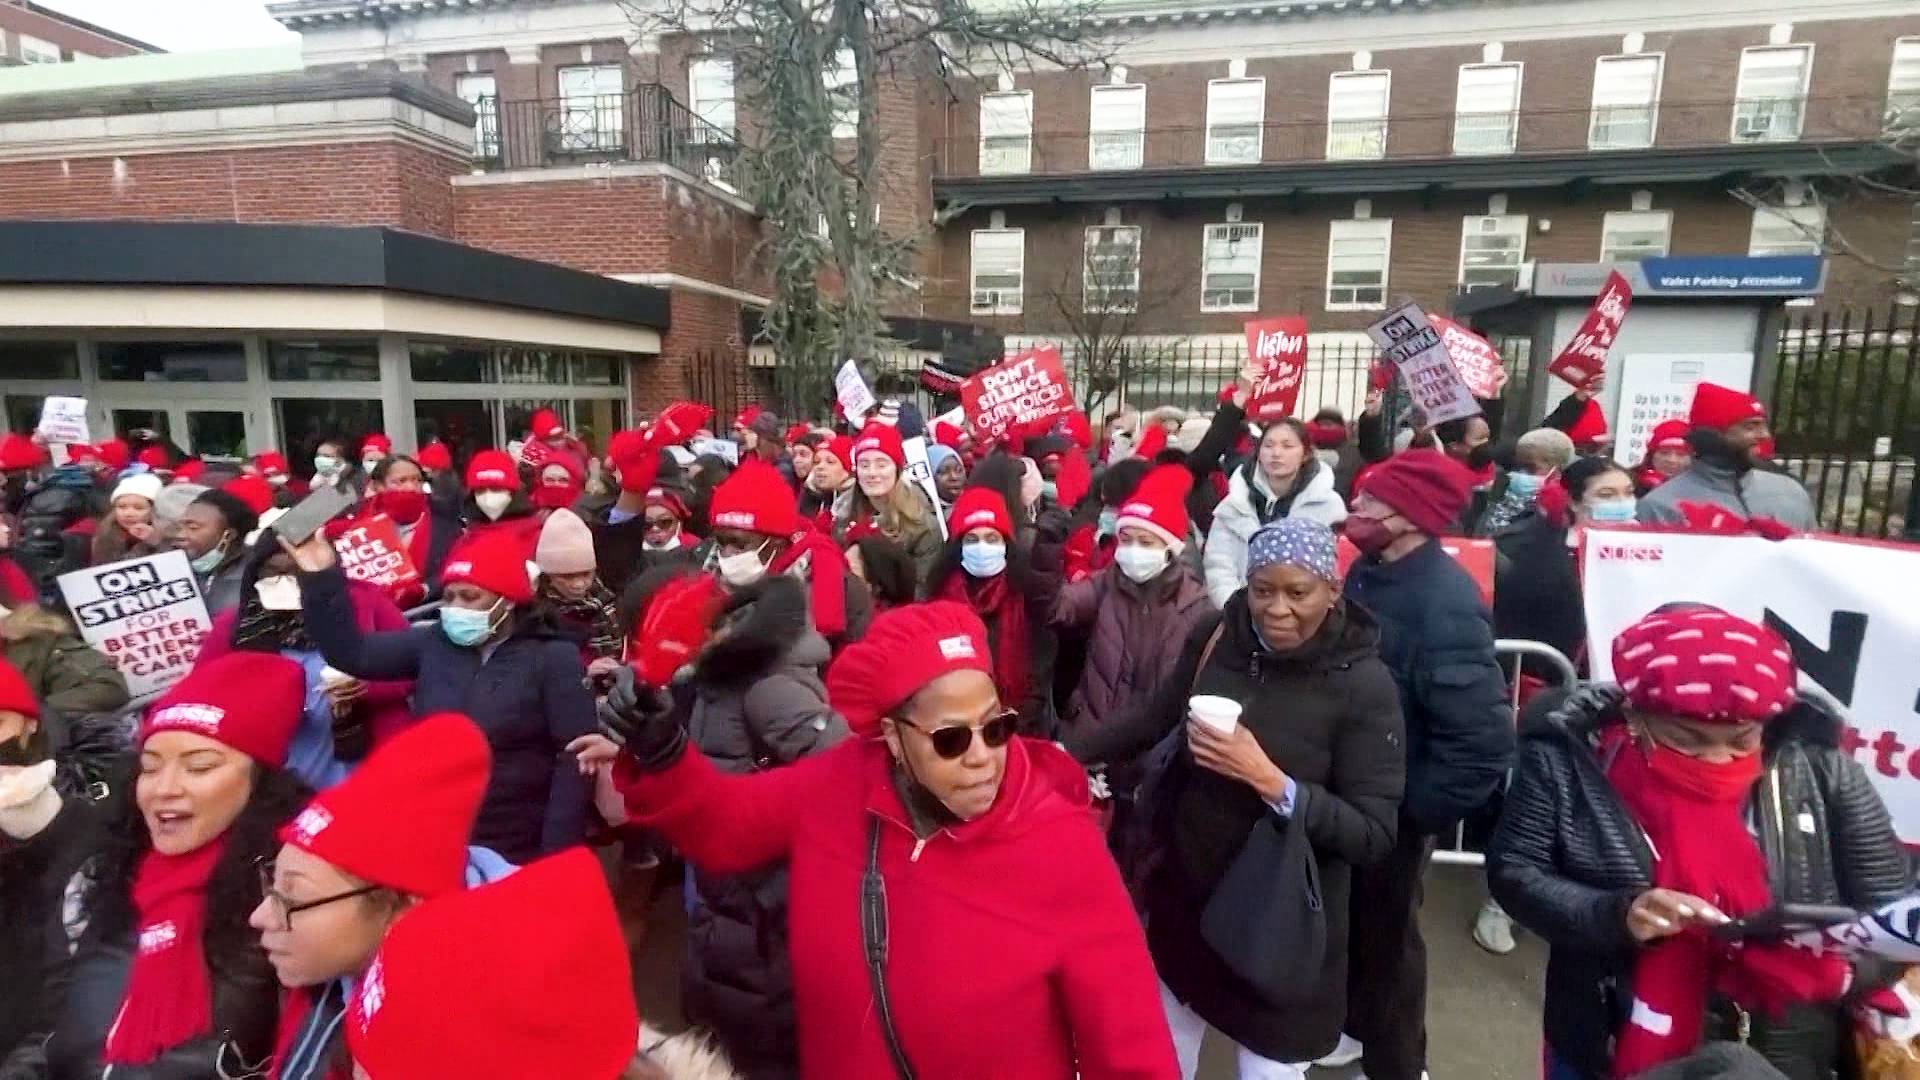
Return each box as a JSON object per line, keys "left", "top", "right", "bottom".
{"left": 643, "top": 516, "right": 679, "bottom": 530}
{"left": 896, "top": 709, "right": 1018, "bottom": 760}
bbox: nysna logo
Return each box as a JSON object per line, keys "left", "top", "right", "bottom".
{"left": 150, "top": 704, "right": 224, "bottom": 734}
{"left": 961, "top": 510, "right": 996, "bottom": 529}
{"left": 714, "top": 511, "right": 756, "bottom": 529}
{"left": 138, "top": 920, "right": 178, "bottom": 955}
{"left": 289, "top": 806, "right": 333, "bottom": 844}
{"left": 474, "top": 469, "right": 509, "bottom": 485}
{"left": 937, "top": 635, "right": 976, "bottom": 660}
{"left": 443, "top": 561, "right": 474, "bottom": 578}
{"left": 1594, "top": 542, "right": 1665, "bottom": 562}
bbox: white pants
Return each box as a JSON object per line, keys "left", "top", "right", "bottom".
{"left": 1158, "top": 979, "right": 1308, "bottom": 1080}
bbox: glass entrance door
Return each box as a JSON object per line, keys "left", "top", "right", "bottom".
{"left": 103, "top": 403, "right": 254, "bottom": 461}
{"left": 184, "top": 410, "right": 248, "bottom": 460}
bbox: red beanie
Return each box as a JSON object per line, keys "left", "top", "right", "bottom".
{"left": 1612, "top": 605, "right": 1796, "bottom": 723}
{"left": 1114, "top": 464, "right": 1193, "bottom": 552}
{"left": 136, "top": 446, "right": 170, "bottom": 471}
{"left": 414, "top": 441, "right": 452, "bottom": 472}
{"left": 1689, "top": 382, "right": 1766, "bottom": 431}
{"left": 528, "top": 409, "right": 564, "bottom": 440}
{"left": 947, "top": 487, "right": 1014, "bottom": 539}
{"left": 347, "top": 849, "right": 636, "bottom": 1080}
{"left": 1132, "top": 425, "right": 1167, "bottom": 461}
{"left": 733, "top": 405, "right": 762, "bottom": 431}
{"left": 816, "top": 436, "right": 855, "bottom": 473}
{"left": 221, "top": 474, "right": 275, "bottom": 516}
{"left": 1361, "top": 448, "right": 1475, "bottom": 537}
{"left": 464, "top": 449, "right": 519, "bottom": 492}
{"left": 252, "top": 451, "right": 290, "bottom": 478}
{"left": 143, "top": 653, "right": 303, "bottom": 767}
{"left": 784, "top": 423, "right": 811, "bottom": 447}
{"left": 653, "top": 402, "right": 713, "bottom": 445}
{"left": 932, "top": 422, "right": 966, "bottom": 451}
{"left": 852, "top": 421, "right": 905, "bottom": 470}
{"left": 824, "top": 601, "right": 992, "bottom": 738}
{"left": 708, "top": 460, "right": 799, "bottom": 538}
{"left": 1565, "top": 398, "right": 1609, "bottom": 447}
{"left": 441, "top": 529, "right": 535, "bottom": 604}
{"left": 0, "top": 656, "right": 39, "bottom": 719}
{"left": 361, "top": 433, "right": 393, "bottom": 457}
{"left": 96, "top": 439, "right": 130, "bottom": 471}
{"left": 0, "top": 433, "right": 45, "bottom": 471}
{"left": 173, "top": 458, "right": 206, "bottom": 483}
{"left": 281, "top": 713, "right": 491, "bottom": 898}
{"left": 1648, "top": 419, "right": 1690, "bottom": 453}
{"left": 1306, "top": 420, "right": 1347, "bottom": 450}
{"left": 643, "top": 486, "right": 691, "bottom": 522}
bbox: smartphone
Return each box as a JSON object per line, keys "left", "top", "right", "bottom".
{"left": 269, "top": 485, "right": 359, "bottom": 546}
{"left": 1710, "top": 903, "right": 1860, "bottom": 940}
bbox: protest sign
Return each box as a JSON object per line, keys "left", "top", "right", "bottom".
{"left": 1583, "top": 529, "right": 1920, "bottom": 843}
{"left": 1336, "top": 536, "right": 1494, "bottom": 607}
{"left": 518, "top": 437, "right": 553, "bottom": 469}
{"left": 901, "top": 436, "right": 947, "bottom": 538}
{"left": 959, "top": 345, "right": 1076, "bottom": 445}
{"left": 1610, "top": 352, "right": 1755, "bottom": 467}
{"left": 835, "top": 360, "right": 877, "bottom": 423}
{"left": 1428, "top": 314, "right": 1507, "bottom": 400}
{"left": 332, "top": 515, "right": 423, "bottom": 599}
{"left": 58, "top": 551, "right": 209, "bottom": 698}
{"left": 1365, "top": 302, "right": 1481, "bottom": 426}
{"left": 1547, "top": 269, "right": 1632, "bottom": 389}
{"left": 36, "top": 396, "right": 89, "bottom": 446}
{"left": 1242, "top": 316, "right": 1309, "bottom": 422}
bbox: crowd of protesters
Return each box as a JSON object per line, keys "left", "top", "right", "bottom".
{"left": 0, "top": 358, "right": 1906, "bottom": 1080}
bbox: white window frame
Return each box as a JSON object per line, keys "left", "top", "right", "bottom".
{"left": 556, "top": 64, "right": 624, "bottom": 153}
{"left": 1200, "top": 222, "right": 1262, "bottom": 313}
{"left": 1599, "top": 210, "right": 1673, "bottom": 262}
{"left": 1089, "top": 84, "right": 1146, "bottom": 171}
{"left": 1748, "top": 204, "right": 1826, "bottom": 257}
{"left": 1589, "top": 54, "right": 1663, "bottom": 150}
{"left": 688, "top": 57, "right": 736, "bottom": 141}
{"left": 1453, "top": 62, "right": 1522, "bottom": 156}
{"left": 1732, "top": 44, "right": 1813, "bottom": 143}
{"left": 828, "top": 51, "right": 858, "bottom": 140}
{"left": 453, "top": 73, "right": 499, "bottom": 161}
{"left": 18, "top": 34, "right": 60, "bottom": 65}
{"left": 1205, "top": 77, "right": 1265, "bottom": 165}
{"left": 1458, "top": 214, "right": 1528, "bottom": 290}
{"left": 1326, "top": 219, "right": 1392, "bottom": 311}
{"left": 1888, "top": 38, "right": 1920, "bottom": 122}
{"left": 1327, "top": 70, "right": 1390, "bottom": 161}
{"left": 970, "top": 229, "right": 1025, "bottom": 316}
{"left": 979, "top": 90, "right": 1034, "bottom": 176}
{"left": 1083, "top": 225, "right": 1142, "bottom": 313}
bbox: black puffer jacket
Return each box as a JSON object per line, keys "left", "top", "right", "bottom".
{"left": 1488, "top": 687, "right": 1909, "bottom": 1080}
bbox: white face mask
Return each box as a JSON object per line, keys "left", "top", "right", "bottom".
{"left": 254, "top": 574, "right": 302, "bottom": 611}
{"left": 1114, "top": 542, "right": 1170, "bottom": 584}
{"left": 475, "top": 490, "right": 513, "bottom": 521}
{"left": 716, "top": 545, "right": 769, "bottom": 588}
{"left": 361, "top": 456, "right": 383, "bottom": 475}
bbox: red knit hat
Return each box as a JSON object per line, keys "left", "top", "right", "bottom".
{"left": 441, "top": 529, "right": 535, "bottom": 604}
{"left": 1132, "top": 425, "right": 1167, "bottom": 461}
{"left": 0, "top": 656, "right": 40, "bottom": 720}
{"left": 136, "top": 446, "right": 170, "bottom": 471}
{"left": 824, "top": 601, "right": 993, "bottom": 738}
{"left": 414, "top": 441, "right": 452, "bottom": 472}
{"left": 784, "top": 423, "right": 811, "bottom": 447}
{"left": 733, "top": 404, "right": 762, "bottom": 431}
{"left": 816, "top": 436, "right": 855, "bottom": 473}
{"left": 347, "top": 849, "right": 636, "bottom": 1080}
{"left": 143, "top": 653, "right": 303, "bottom": 767}
{"left": 173, "top": 458, "right": 206, "bottom": 483}
{"left": 1647, "top": 419, "right": 1691, "bottom": 453}
{"left": 252, "top": 451, "right": 291, "bottom": 478}
{"left": 1114, "top": 464, "right": 1193, "bottom": 553}
{"left": 221, "top": 474, "right": 275, "bottom": 516}
{"left": 1612, "top": 605, "right": 1796, "bottom": 723}
{"left": 707, "top": 460, "right": 799, "bottom": 538}
{"left": 852, "top": 421, "right": 905, "bottom": 470}
{"left": 1306, "top": 420, "right": 1346, "bottom": 449}
{"left": 653, "top": 402, "right": 713, "bottom": 445}
{"left": 281, "top": 713, "right": 491, "bottom": 898}
{"left": 0, "top": 433, "right": 45, "bottom": 471}
{"left": 527, "top": 409, "right": 564, "bottom": 440}
{"left": 96, "top": 438, "right": 130, "bottom": 471}
{"left": 947, "top": 487, "right": 1014, "bottom": 539}
{"left": 1055, "top": 412, "right": 1092, "bottom": 450}
{"left": 361, "top": 433, "right": 393, "bottom": 458}
{"left": 1359, "top": 448, "right": 1475, "bottom": 537}
{"left": 643, "top": 486, "right": 690, "bottom": 522}
{"left": 1689, "top": 382, "right": 1766, "bottom": 431}
{"left": 932, "top": 422, "right": 967, "bottom": 450}
{"left": 1565, "top": 398, "right": 1609, "bottom": 447}
{"left": 464, "top": 449, "right": 519, "bottom": 492}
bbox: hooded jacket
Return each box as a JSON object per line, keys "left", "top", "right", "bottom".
{"left": 0, "top": 604, "right": 130, "bottom": 723}
{"left": 1049, "top": 562, "right": 1213, "bottom": 748}
{"left": 614, "top": 734, "right": 1180, "bottom": 1080}
{"left": 1201, "top": 459, "right": 1348, "bottom": 609}
{"left": 1637, "top": 433, "right": 1815, "bottom": 531}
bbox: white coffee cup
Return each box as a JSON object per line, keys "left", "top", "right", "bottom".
{"left": 318, "top": 665, "right": 354, "bottom": 689}
{"left": 1188, "top": 695, "right": 1242, "bottom": 735}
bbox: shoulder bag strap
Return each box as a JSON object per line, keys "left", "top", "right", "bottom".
{"left": 1192, "top": 621, "right": 1227, "bottom": 692}
{"left": 862, "top": 817, "right": 916, "bottom": 1080}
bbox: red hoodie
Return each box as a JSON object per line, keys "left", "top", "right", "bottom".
{"left": 615, "top": 735, "right": 1179, "bottom": 1080}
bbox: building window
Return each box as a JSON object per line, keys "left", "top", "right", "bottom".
{"left": 556, "top": 64, "right": 624, "bottom": 153}
{"left": 97, "top": 342, "right": 248, "bottom": 382}
{"left": 454, "top": 73, "right": 499, "bottom": 161}
{"left": 267, "top": 339, "right": 382, "bottom": 382}
{"left": 1748, "top": 205, "right": 1826, "bottom": 256}
{"left": 971, "top": 229, "right": 1024, "bottom": 315}
{"left": 1600, "top": 210, "right": 1672, "bottom": 262}
{"left": 1327, "top": 219, "right": 1391, "bottom": 310}
{"left": 1327, "top": 71, "right": 1390, "bottom": 160}
{"left": 1889, "top": 38, "right": 1920, "bottom": 123}
{"left": 1084, "top": 225, "right": 1142, "bottom": 313}
{"left": 19, "top": 35, "right": 61, "bottom": 65}
{"left": 1454, "top": 63, "right": 1522, "bottom": 155}
{"left": 1590, "top": 54, "right": 1662, "bottom": 150}
{"left": 1201, "top": 222, "right": 1262, "bottom": 312}
{"left": 689, "top": 57, "right": 736, "bottom": 140}
{"left": 1206, "top": 78, "right": 1264, "bottom": 165}
{"left": 0, "top": 341, "right": 79, "bottom": 381}
{"left": 1459, "top": 214, "right": 1527, "bottom": 290}
{"left": 828, "top": 51, "right": 858, "bottom": 139}
{"left": 979, "top": 91, "right": 1033, "bottom": 175}
{"left": 1089, "top": 84, "right": 1146, "bottom": 170}
{"left": 407, "top": 343, "right": 628, "bottom": 467}
{"left": 1733, "top": 45, "right": 1812, "bottom": 143}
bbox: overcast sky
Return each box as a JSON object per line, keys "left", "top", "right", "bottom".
{"left": 36, "top": 0, "right": 297, "bottom": 52}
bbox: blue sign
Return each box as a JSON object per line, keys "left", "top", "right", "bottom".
{"left": 1638, "top": 255, "right": 1824, "bottom": 295}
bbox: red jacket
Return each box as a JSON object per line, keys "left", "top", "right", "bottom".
{"left": 616, "top": 735, "right": 1178, "bottom": 1080}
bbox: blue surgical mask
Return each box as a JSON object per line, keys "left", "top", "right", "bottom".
{"left": 1096, "top": 508, "right": 1119, "bottom": 538}
{"left": 190, "top": 538, "right": 229, "bottom": 575}
{"left": 440, "top": 603, "right": 499, "bottom": 647}
{"left": 1040, "top": 480, "right": 1058, "bottom": 502}
{"left": 1506, "top": 471, "right": 1545, "bottom": 500}
{"left": 1587, "top": 497, "right": 1638, "bottom": 524}
{"left": 961, "top": 542, "right": 1007, "bottom": 578}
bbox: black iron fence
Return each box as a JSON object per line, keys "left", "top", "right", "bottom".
{"left": 474, "top": 84, "right": 739, "bottom": 184}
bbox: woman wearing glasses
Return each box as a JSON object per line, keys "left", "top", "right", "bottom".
{"left": 577, "top": 601, "right": 1178, "bottom": 1079}
{"left": 44, "top": 654, "right": 311, "bottom": 1080}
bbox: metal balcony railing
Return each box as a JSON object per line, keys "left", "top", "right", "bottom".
{"left": 470, "top": 84, "right": 740, "bottom": 188}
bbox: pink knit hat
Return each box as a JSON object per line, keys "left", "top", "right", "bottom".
{"left": 534, "top": 508, "right": 596, "bottom": 576}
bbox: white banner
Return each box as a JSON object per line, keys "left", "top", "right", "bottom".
{"left": 36, "top": 396, "right": 89, "bottom": 446}
{"left": 1582, "top": 529, "right": 1920, "bottom": 843}
{"left": 835, "top": 359, "right": 877, "bottom": 422}
{"left": 58, "top": 550, "right": 211, "bottom": 699}
{"left": 901, "top": 435, "right": 946, "bottom": 538}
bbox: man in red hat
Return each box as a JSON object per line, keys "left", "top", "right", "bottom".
{"left": 1638, "top": 381, "right": 1813, "bottom": 531}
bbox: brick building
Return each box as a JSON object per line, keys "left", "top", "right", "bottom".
{"left": 0, "top": 1, "right": 156, "bottom": 66}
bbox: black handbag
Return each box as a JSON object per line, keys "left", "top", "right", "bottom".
{"left": 1198, "top": 787, "right": 1328, "bottom": 1005}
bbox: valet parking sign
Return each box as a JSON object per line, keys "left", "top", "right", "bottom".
{"left": 59, "top": 551, "right": 210, "bottom": 699}
{"left": 960, "top": 345, "right": 1076, "bottom": 445}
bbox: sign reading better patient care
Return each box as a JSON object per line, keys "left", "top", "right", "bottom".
{"left": 59, "top": 550, "right": 210, "bottom": 698}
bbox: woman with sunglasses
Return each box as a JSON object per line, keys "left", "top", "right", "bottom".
{"left": 577, "top": 601, "right": 1179, "bottom": 1079}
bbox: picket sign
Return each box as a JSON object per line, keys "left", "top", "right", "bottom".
{"left": 1335, "top": 535, "right": 1495, "bottom": 607}
{"left": 960, "top": 345, "right": 1076, "bottom": 445}
{"left": 1547, "top": 269, "right": 1632, "bottom": 389}
{"left": 58, "top": 550, "right": 210, "bottom": 699}
{"left": 1427, "top": 315, "right": 1507, "bottom": 400}
{"left": 1242, "top": 316, "right": 1309, "bottom": 422}
{"left": 1582, "top": 528, "right": 1920, "bottom": 844}
{"left": 36, "top": 396, "right": 89, "bottom": 446}
{"left": 835, "top": 360, "right": 877, "bottom": 423}
{"left": 1366, "top": 302, "right": 1482, "bottom": 425}
{"left": 332, "top": 515, "right": 423, "bottom": 599}
{"left": 901, "top": 436, "right": 947, "bottom": 538}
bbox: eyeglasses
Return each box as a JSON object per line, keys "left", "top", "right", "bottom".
{"left": 643, "top": 516, "right": 679, "bottom": 531}
{"left": 896, "top": 709, "right": 1019, "bottom": 760}
{"left": 255, "top": 858, "right": 382, "bottom": 932}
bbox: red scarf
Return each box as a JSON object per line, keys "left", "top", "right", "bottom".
{"left": 935, "top": 571, "right": 1029, "bottom": 711}
{"left": 103, "top": 839, "right": 228, "bottom": 1065}
{"left": 1604, "top": 729, "right": 1847, "bottom": 1077}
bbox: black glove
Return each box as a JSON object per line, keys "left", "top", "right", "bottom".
{"left": 1545, "top": 683, "right": 1625, "bottom": 732}
{"left": 596, "top": 666, "right": 686, "bottom": 770}
{"left": 1034, "top": 506, "right": 1074, "bottom": 546}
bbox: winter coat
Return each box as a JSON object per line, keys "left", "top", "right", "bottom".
{"left": 585, "top": 502, "right": 666, "bottom": 600}
{"left": 87, "top": 522, "right": 156, "bottom": 567}
{"left": 16, "top": 469, "right": 105, "bottom": 603}
{"left": 1638, "top": 456, "right": 1816, "bottom": 532}
{"left": 1146, "top": 598, "right": 1405, "bottom": 1063}
{"left": 1344, "top": 538, "right": 1513, "bottom": 834}
{"left": 296, "top": 564, "right": 594, "bottom": 864}
{"left": 1489, "top": 510, "right": 1585, "bottom": 675}
{"left": 929, "top": 568, "right": 1061, "bottom": 739}
{"left": 615, "top": 734, "right": 1181, "bottom": 1080}
{"left": 1488, "top": 690, "right": 1908, "bottom": 1080}
{"left": 0, "top": 790, "right": 106, "bottom": 1079}
{"left": 0, "top": 605, "right": 130, "bottom": 723}
{"left": 832, "top": 485, "right": 942, "bottom": 592}
{"left": 195, "top": 553, "right": 248, "bottom": 617}
{"left": 1050, "top": 562, "right": 1213, "bottom": 750}
{"left": 1202, "top": 459, "right": 1349, "bottom": 610}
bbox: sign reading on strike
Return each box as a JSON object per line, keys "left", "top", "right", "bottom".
{"left": 960, "top": 345, "right": 1076, "bottom": 445}
{"left": 1366, "top": 302, "right": 1482, "bottom": 426}
{"left": 1428, "top": 314, "right": 1507, "bottom": 400}
{"left": 58, "top": 551, "right": 210, "bottom": 699}
{"left": 1548, "top": 269, "right": 1632, "bottom": 389}
{"left": 1243, "top": 316, "right": 1309, "bottom": 422}
{"left": 332, "top": 515, "right": 423, "bottom": 599}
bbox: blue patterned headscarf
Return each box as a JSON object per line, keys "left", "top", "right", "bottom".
{"left": 1246, "top": 518, "right": 1338, "bottom": 583}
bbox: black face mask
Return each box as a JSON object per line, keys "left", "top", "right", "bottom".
{"left": 1465, "top": 443, "right": 1495, "bottom": 470}
{"left": 0, "top": 733, "right": 41, "bottom": 768}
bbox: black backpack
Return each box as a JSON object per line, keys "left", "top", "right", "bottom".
{"left": 15, "top": 484, "right": 93, "bottom": 593}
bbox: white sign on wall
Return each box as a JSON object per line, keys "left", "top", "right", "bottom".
{"left": 1610, "top": 353, "right": 1754, "bottom": 467}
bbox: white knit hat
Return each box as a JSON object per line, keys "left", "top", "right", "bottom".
{"left": 111, "top": 472, "right": 163, "bottom": 505}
